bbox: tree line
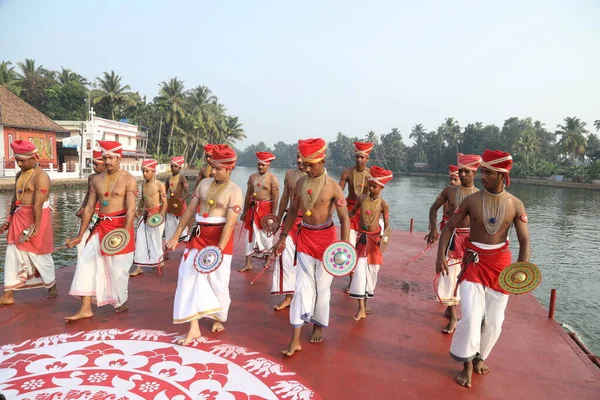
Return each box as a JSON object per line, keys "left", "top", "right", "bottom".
{"left": 238, "top": 117, "right": 600, "bottom": 183}
{"left": 0, "top": 59, "right": 246, "bottom": 166}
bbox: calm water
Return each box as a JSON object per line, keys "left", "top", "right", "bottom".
{"left": 1, "top": 166, "right": 599, "bottom": 354}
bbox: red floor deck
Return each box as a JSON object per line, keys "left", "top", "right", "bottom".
{"left": 1, "top": 227, "right": 599, "bottom": 399}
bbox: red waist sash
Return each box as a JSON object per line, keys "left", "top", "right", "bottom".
{"left": 356, "top": 227, "right": 383, "bottom": 265}
{"left": 459, "top": 239, "right": 512, "bottom": 294}
{"left": 447, "top": 227, "right": 470, "bottom": 260}
{"left": 440, "top": 214, "right": 450, "bottom": 230}
{"left": 7, "top": 205, "right": 53, "bottom": 254}
{"left": 296, "top": 220, "right": 336, "bottom": 262}
{"left": 93, "top": 209, "right": 135, "bottom": 256}
{"left": 187, "top": 222, "right": 234, "bottom": 255}
{"left": 282, "top": 209, "right": 303, "bottom": 243}
{"left": 244, "top": 198, "right": 273, "bottom": 242}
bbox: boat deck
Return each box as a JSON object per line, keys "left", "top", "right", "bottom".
{"left": 1, "top": 226, "right": 599, "bottom": 399}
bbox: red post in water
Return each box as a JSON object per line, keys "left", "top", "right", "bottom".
{"left": 548, "top": 289, "right": 557, "bottom": 319}
{"left": 409, "top": 218, "right": 414, "bottom": 233}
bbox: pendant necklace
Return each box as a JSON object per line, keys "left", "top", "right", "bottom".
{"left": 361, "top": 194, "right": 381, "bottom": 230}
{"left": 102, "top": 169, "right": 121, "bottom": 206}
{"left": 301, "top": 171, "right": 327, "bottom": 217}
{"left": 202, "top": 179, "right": 230, "bottom": 218}
{"left": 482, "top": 189, "right": 508, "bottom": 235}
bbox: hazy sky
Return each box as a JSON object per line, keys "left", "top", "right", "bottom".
{"left": 1, "top": 0, "right": 599, "bottom": 148}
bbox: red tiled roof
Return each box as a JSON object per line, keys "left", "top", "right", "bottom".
{"left": 0, "top": 85, "right": 69, "bottom": 133}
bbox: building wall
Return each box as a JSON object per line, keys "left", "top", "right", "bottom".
{"left": 2, "top": 126, "right": 58, "bottom": 166}
{"left": 0, "top": 126, "right": 4, "bottom": 164}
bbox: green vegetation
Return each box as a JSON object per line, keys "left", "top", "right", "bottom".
{"left": 0, "top": 59, "right": 246, "bottom": 167}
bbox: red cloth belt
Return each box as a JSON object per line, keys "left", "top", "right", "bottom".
{"left": 295, "top": 220, "right": 336, "bottom": 262}
{"left": 93, "top": 209, "right": 135, "bottom": 256}
{"left": 459, "top": 239, "right": 512, "bottom": 294}
{"left": 244, "top": 198, "right": 273, "bottom": 242}
{"left": 356, "top": 227, "right": 383, "bottom": 265}
{"left": 187, "top": 222, "right": 234, "bottom": 255}
{"left": 7, "top": 205, "right": 53, "bottom": 254}
{"left": 447, "top": 228, "right": 470, "bottom": 260}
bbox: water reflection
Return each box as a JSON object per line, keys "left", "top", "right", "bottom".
{"left": 0, "top": 167, "right": 598, "bottom": 354}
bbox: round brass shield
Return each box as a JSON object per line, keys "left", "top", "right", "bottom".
{"left": 147, "top": 213, "right": 164, "bottom": 227}
{"left": 19, "top": 223, "right": 37, "bottom": 243}
{"left": 260, "top": 213, "right": 279, "bottom": 234}
{"left": 498, "top": 261, "right": 542, "bottom": 295}
{"left": 167, "top": 197, "right": 183, "bottom": 214}
{"left": 101, "top": 228, "right": 130, "bottom": 255}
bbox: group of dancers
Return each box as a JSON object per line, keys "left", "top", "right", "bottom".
{"left": 0, "top": 137, "right": 530, "bottom": 389}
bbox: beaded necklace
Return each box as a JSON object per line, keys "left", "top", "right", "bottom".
{"left": 101, "top": 169, "right": 121, "bottom": 206}
{"left": 455, "top": 185, "right": 479, "bottom": 209}
{"left": 301, "top": 171, "right": 327, "bottom": 217}
{"left": 360, "top": 195, "right": 382, "bottom": 230}
{"left": 352, "top": 167, "right": 368, "bottom": 197}
{"left": 169, "top": 173, "right": 181, "bottom": 198}
{"left": 482, "top": 189, "right": 508, "bottom": 235}
{"left": 202, "top": 179, "right": 230, "bottom": 218}
{"left": 15, "top": 166, "right": 37, "bottom": 205}
{"left": 252, "top": 172, "right": 268, "bottom": 197}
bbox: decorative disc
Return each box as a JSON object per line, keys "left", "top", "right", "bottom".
{"left": 19, "top": 223, "right": 37, "bottom": 243}
{"left": 100, "top": 228, "right": 130, "bottom": 255}
{"left": 260, "top": 213, "right": 279, "bottom": 233}
{"left": 167, "top": 197, "right": 184, "bottom": 214}
{"left": 194, "top": 245, "right": 223, "bottom": 274}
{"left": 380, "top": 226, "right": 392, "bottom": 253}
{"left": 147, "top": 213, "right": 164, "bottom": 227}
{"left": 498, "top": 261, "right": 542, "bottom": 294}
{"left": 323, "top": 241, "right": 358, "bottom": 277}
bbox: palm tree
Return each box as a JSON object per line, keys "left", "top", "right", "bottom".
{"left": 0, "top": 61, "right": 21, "bottom": 94}
{"left": 16, "top": 58, "right": 46, "bottom": 78}
{"left": 409, "top": 124, "right": 427, "bottom": 162}
{"left": 91, "top": 71, "right": 136, "bottom": 120}
{"left": 58, "top": 67, "right": 89, "bottom": 86}
{"left": 154, "top": 77, "right": 186, "bottom": 156}
{"left": 186, "top": 85, "right": 220, "bottom": 142}
{"left": 556, "top": 117, "right": 588, "bottom": 163}
{"left": 222, "top": 115, "right": 246, "bottom": 146}
{"left": 440, "top": 117, "right": 462, "bottom": 156}
{"left": 594, "top": 120, "right": 600, "bottom": 132}
{"left": 513, "top": 128, "right": 541, "bottom": 164}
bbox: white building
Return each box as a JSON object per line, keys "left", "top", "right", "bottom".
{"left": 56, "top": 109, "right": 149, "bottom": 176}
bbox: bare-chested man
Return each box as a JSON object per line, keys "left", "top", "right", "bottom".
{"left": 442, "top": 165, "right": 461, "bottom": 224}
{"left": 348, "top": 166, "right": 392, "bottom": 321}
{"left": 165, "top": 156, "right": 190, "bottom": 242}
{"left": 270, "top": 152, "right": 306, "bottom": 310}
{"left": 194, "top": 144, "right": 214, "bottom": 187}
{"left": 65, "top": 140, "right": 138, "bottom": 320}
{"left": 130, "top": 159, "right": 168, "bottom": 276}
{"left": 339, "top": 141, "right": 372, "bottom": 292}
{"left": 426, "top": 154, "right": 481, "bottom": 334}
{"left": 75, "top": 150, "right": 105, "bottom": 257}
{"left": 0, "top": 140, "right": 56, "bottom": 305}
{"left": 436, "top": 149, "right": 530, "bottom": 388}
{"left": 272, "top": 138, "right": 350, "bottom": 356}
{"left": 239, "top": 151, "right": 279, "bottom": 272}
{"left": 167, "top": 144, "right": 243, "bottom": 344}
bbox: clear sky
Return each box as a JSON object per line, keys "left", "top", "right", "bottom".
{"left": 1, "top": 0, "right": 599, "bottom": 148}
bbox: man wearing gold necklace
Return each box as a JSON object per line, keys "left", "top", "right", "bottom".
{"left": 0, "top": 140, "right": 56, "bottom": 305}
{"left": 75, "top": 150, "right": 105, "bottom": 257}
{"left": 426, "top": 154, "right": 482, "bottom": 334}
{"left": 130, "top": 159, "right": 167, "bottom": 276}
{"left": 436, "top": 149, "right": 531, "bottom": 389}
{"left": 273, "top": 138, "right": 350, "bottom": 357}
{"left": 166, "top": 145, "right": 243, "bottom": 344}
{"left": 194, "top": 144, "right": 214, "bottom": 187}
{"left": 164, "top": 156, "right": 189, "bottom": 244}
{"left": 348, "top": 165, "right": 392, "bottom": 321}
{"left": 270, "top": 151, "right": 306, "bottom": 311}
{"left": 339, "top": 141, "right": 373, "bottom": 292}
{"left": 239, "top": 151, "right": 279, "bottom": 272}
{"left": 442, "top": 165, "right": 461, "bottom": 229}
{"left": 65, "top": 140, "right": 138, "bottom": 321}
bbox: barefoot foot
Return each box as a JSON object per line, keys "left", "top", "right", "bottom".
{"left": 274, "top": 297, "right": 292, "bottom": 311}
{"left": 281, "top": 340, "right": 302, "bottom": 356}
{"left": 473, "top": 358, "right": 490, "bottom": 375}
{"left": 239, "top": 265, "right": 253, "bottom": 273}
{"left": 456, "top": 362, "right": 473, "bottom": 388}
{"left": 211, "top": 321, "right": 225, "bottom": 333}
{"left": 445, "top": 306, "right": 452, "bottom": 318}
{"left": 45, "top": 284, "right": 57, "bottom": 299}
{"left": 0, "top": 292, "right": 15, "bottom": 306}
{"left": 366, "top": 307, "right": 372, "bottom": 314}
{"left": 130, "top": 266, "right": 144, "bottom": 277}
{"left": 442, "top": 318, "right": 459, "bottom": 334}
{"left": 344, "top": 284, "right": 350, "bottom": 293}
{"left": 310, "top": 326, "right": 324, "bottom": 343}
{"left": 353, "top": 310, "right": 367, "bottom": 321}
{"left": 177, "top": 330, "right": 201, "bottom": 346}
{"left": 64, "top": 310, "right": 93, "bottom": 322}
{"left": 115, "top": 303, "right": 129, "bottom": 313}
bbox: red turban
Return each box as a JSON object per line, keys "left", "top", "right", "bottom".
{"left": 142, "top": 159, "right": 157, "bottom": 171}
{"left": 92, "top": 150, "right": 103, "bottom": 161}
{"left": 354, "top": 141, "right": 374, "bottom": 156}
{"left": 10, "top": 140, "right": 38, "bottom": 159}
{"left": 457, "top": 153, "right": 482, "bottom": 171}
{"left": 481, "top": 149, "right": 513, "bottom": 186}
{"left": 298, "top": 138, "right": 326, "bottom": 163}
{"left": 256, "top": 151, "right": 276, "bottom": 165}
{"left": 170, "top": 156, "right": 185, "bottom": 167}
{"left": 204, "top": 144, "right": 214, "bottom": 155}
{"left": 368, "top": 165, "right": 393, "bottom": 187}
{"left": 448, "top": 165, "right": 459, "bottom": 177}
{"left": 97, "top": 140, "right": 122, "bottom": 157}
{"left": 211, "top": 145, "right": 237, "bottom": 169}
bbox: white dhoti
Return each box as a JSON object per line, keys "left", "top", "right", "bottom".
{"left": 289, "top": 252, "right": 334, "bottom": 327}
{"left": 133, "top": 219, "right": 166, "bottom": 268}
{"left": 165, "top": 213, "right": 188, "bottom": 242}
{"left": 76, "top": 228, "right": 91, "bottom": 258}
{"left": 271, "top": 234, "right": 296, "bottom": 295}
{"left": 349, "top": 257, "right": 380, "bottom": 299}
{"left": 434, "top": 258, "right": 462, "bottom": 306}
{"left": 3, "top": 245, "right": 55, "bottom": 291}
{"left": 173, "top": 216, "right": 233, "bottom": 324}
{"left": 69, "top": 233, "right": 134, "bottom": 308}
{"left": 245, "top": 226, "right": 273, "bottom": 258}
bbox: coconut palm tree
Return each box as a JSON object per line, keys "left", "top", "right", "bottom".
{"left": 222, "top": 115, "right": 246, "bottom": 146}
{"left": 58, "top": 67, "right": 89, "bottom": 86}
{"left": 409, "top": 124, "right": 427, "bottom": 162}
{"left": 556, "top": 117, "right": 588, "bottom": 163}
{"left": 154, "top": 77, "right": 186, "bottom": 156}
{"left": 16, "top": 58, "right": 46, "bottom": 78}
{"left": 0, "top": 61, "right": 21, "bottom": 94}
{"left": 594, "top": 120, "right": 600, "bottom": 132}
{"left": 91, "top": 71, "right": 136, "bottom": 120}
{"left": 513, "top": 127, "right": 541, "bottom": 164}
{"left": 440, "top": 117, "right": 462, "bottom": 156}
{"left": 186, "top": 85, "right": 220, "bottom": 142}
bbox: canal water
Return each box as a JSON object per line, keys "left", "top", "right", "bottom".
{"left": 1, "top": 166, "right": 599, "bottom": 354}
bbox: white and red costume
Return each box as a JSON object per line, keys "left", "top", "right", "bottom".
{"left": 271, "top": 210, "right": 302, "bottom": 295}
{"left": 347, "top": 141, "right": 373, "bottom": 245}
{"left": 165, "top": 156, "right": 188, "bottom": 242}
{"left": 77, "top": 150, "right": 103, "bottom": 257}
